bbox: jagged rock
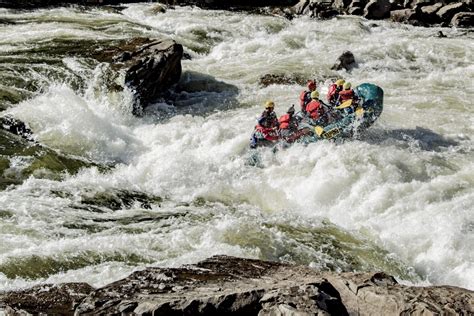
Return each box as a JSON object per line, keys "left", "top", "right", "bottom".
{"left": 160, "top": 0, "right": 299, "bottom": 9}
{"left": 451, "top": 12, "right": 474, "bottom": 27}
{"left": 259, "top": 74, "right": 307, "bottom": 87}
{"left": 305, "top": 0, "right": 339, "bottom": 18}
{"left": 364, "top": 0, "right": 392, "bottom": 19}
{"left": 437, "top": 2, "right": 468, "bottom": 23}
{"left": 93, "top": 38, "right": 183, "bottom": 115}
{"left": 417, "top": 2, "right": 443, "bottom": 24}
{"left": 0, "top": 0, "right": 143, "bottom": 9}
{"left": 293, "top": 0, "right": 310, "bottom": 14}
{"left": 0, "top": 115, "right": 33, "bottom": 141}
{"left": 1, "top": 256, "right": 473, "bottom": 315}
{"left": 347, "top": 0, "right": 366, "bottom": 14}
{"left": 331, "top": 51, "right": 356, "bottom": 71}
{"left": 333, "top": 0, "right": 352, "bottom": 9}
{"left": 348, "top": 6, "right": 364, "bottom": 14}
{"left": 0, "top": 283, "right": 94, "bottom": 315}
{"left": 390, "top": 8, "right": 417, "bottom": 22}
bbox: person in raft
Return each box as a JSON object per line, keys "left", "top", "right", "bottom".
{"left": 327, "top": 79, "right": 345, "bottom": 106}
{"left": 278, "top": 105, "right": 299, "bottom": 140}
{"left": 299, "top": 80, "right": 317, "bottom": 114}
{"left": 306, "top": 91, "right": 326, "bottom": 124}
{"left": 250, "top": 101, "right": 279, "bottom": 148}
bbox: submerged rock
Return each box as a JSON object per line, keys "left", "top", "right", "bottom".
{"left": 331, "top": 50, "right": 356, "bottom": 71}
{"left": 259, "top": 73, "right": 308, "bottom": 87}
{"left": 1, "top": 256, "right": 473, "bottom": 315}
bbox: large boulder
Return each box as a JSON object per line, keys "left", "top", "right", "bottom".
{"left": 390, "top": 8, "right": 417, "bottom": 22}
{"left": 93, "top": 38, "right": 183, "bottom": 115}
{"left": 123, "top": 40, "right": 183, "bottom": 114}
{"left": 364, "top": 0, "right": 392, "bottom": 19}
{"left": 418, "top": 3, "right": 443, "bottom": 24}
{"left": 451, "top": 11, "right": 474, "bottom": 27}
{"left": 1, "top": 256, "right": 473, "bottom": 315}
{"left": 331, "top": 51, "right": 356, "bottom": 71}
{"left": 437, "top": 2, "right": 469, "bottom": 23}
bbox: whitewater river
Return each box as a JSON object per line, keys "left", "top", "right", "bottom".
{"left": 0, "top": 4, "right": 473, "bottom": 291}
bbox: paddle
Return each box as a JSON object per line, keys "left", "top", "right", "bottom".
{"left": 335, "top": 99, "right": 353, "bottom": 110}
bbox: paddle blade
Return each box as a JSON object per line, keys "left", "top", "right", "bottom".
{"left": 314, "top": 126, "right": 324, "bottom": 136}
{"left": 335, "top": 99, "right": 353, "bottom": 109}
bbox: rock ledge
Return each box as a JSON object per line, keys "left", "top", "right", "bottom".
{"left": 1, "top": 255, "right": 473, "bottom": 315}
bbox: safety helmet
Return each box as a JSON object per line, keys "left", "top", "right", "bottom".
{"left": 307, "top": 80, "right": 316, "bottom": 91}
{"left": 264, "top": 100, "right": 275, "bottom": 109}
{"left": 310, "top": 91, "right": 319, "bottom": 99}
{"left": 335, "top": 79, "right": 345, "bottom": 86}
{"left": 343, "top": 82, "right": 351, "bottom": 90}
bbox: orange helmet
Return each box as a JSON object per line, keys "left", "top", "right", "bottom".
{"left": 307, "top": 80, "right": 316, "bottom": 91}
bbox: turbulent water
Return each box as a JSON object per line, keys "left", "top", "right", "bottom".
{"left": 0, "top": 4, "right": 473, "bottom": 292}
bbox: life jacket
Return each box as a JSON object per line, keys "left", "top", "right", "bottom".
{"left": 327, "top": 84, "right": 341, "bottom": 105}
{"left": 299, "top": 90, "right": 312, "bottom": 112}
{"left": 279, "top": 114, "right": 291, "bottom": 129}
{"left": 338, "top": 89, "right": 354, "bottom": 103}
{"left": 306, "top": 100, "right": 322, "bottom": 120}
{"left": 257, "top": 110, "right": 278, "bottom": 128}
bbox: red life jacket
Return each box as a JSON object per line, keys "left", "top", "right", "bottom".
{"left": 327, "top": 84, "right": 338, "bottom": 102}
{"left": 279, "top": 114, "right": 291, "bottom": 129}
{"left": 338, "top": 89, "right": 354, "bottom": 102}
{"left": 306, "top": 100, "right": 321, "bottom": 119}
{"left": 299, "top": 90, "right": 311, "bottom": 112}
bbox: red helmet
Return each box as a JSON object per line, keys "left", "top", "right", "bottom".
{"left": 307, "top": 80, "right": 316, "bottom": 91}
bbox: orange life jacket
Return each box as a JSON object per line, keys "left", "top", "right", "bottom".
{"left": 278, "top": 114, "right": 291, "bottom": 129}
{"left": 306, "top": 100, "right": 322, "bottom": 119}
{"left": 338, "top": 89, "right": 354, "bottom": 103}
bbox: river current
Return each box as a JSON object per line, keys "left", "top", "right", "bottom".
{"left": 0, "top": 4, "right": 473, "bottom": 291}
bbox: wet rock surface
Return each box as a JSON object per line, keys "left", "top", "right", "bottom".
{"left": 1, "top": 256, "right": 473, "bottom": 315}
{"left": 93, "top": 37, "right": 183, "bottom": 115}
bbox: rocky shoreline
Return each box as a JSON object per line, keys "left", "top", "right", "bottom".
{"left": 1, "top": 256, "right": 473, "bottom": 315}
{"left": 1, "top": 0, "right": 473, "bottom": 28}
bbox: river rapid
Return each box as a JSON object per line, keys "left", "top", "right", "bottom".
{"left": 0, "top": 3, "right": 473, "bottom": 291}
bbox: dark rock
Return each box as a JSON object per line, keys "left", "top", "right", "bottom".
{"left": 331, "top": 51, "right": 356, "bottom": 71}
{"left": 124, "top": 40, "right": 183, "bottom": 114}
{"left": 306, "top": 0, "right": 340, "bottom": 18}
{"left": 451, "top": 12, "right": 474, "bottom": 27}
{"left": 259, "top": 73, "right": 308, "bottom": 87}
{"left": 418, "top": 2, "right": 443, "bottom": 24}
{"left": 437, "top": 2, "right": 468, "bottom": 23}
{"left": 364, "top": 0, "right": 392, "bottom": 19}
{"left": 333, "top": 0, "right": 353, "bottom": 9}
{"left": 0, "top": 115, "right": 33, "bottom": 141}
{"left": 2, "top": 256, "right": 473, "bottom": 315}
{"left": 0, "top": 283, "right": 94, "bottom": 315}
{"left": 390, "top": 8, "right": 417, "bottom": 22}
{"left": 93, "top": 37, "right": 183, "bottom": 115}
{"left": 293, "top": 0, "right": 310, "bottom": 14}
{"left": 348, "top": 6, "right": 364, "bottom": 15}
{"left": 0, "top": 0, "right": 144, "bottom": 9}
{"left": 437, "top": 30, "right": 447, "bottom": 37}
{"left": 160, "top": 0, "right": 299, "bottom": 10}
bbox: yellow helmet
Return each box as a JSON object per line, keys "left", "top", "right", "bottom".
{"left": 264, "top": 100, "right": 275, "bottom": 109}
{"left": 310, "top": 91, "right": 319, "bottom": 99}
{"left": 343, "top": 82, "right": 352, "bottom": 90}
{"left": 335, "top": 79, "right": 345, "bottom": 86}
